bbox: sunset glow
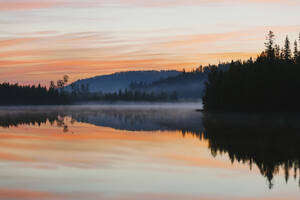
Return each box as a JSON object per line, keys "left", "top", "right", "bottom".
{"left": 1, "top": 117, "right": 299, "bottom": 200}
{"left": 0, "top": 0, "right": 300, "bottom": 84}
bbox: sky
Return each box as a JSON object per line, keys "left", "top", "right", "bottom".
{"left": 0, "top": 0, "right": 300, "bottom": 85}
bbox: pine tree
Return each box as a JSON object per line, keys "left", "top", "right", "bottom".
{"left": 275, "top": 44, "right": 280, "bottom": 59}
{"left": 284, "top": 36, "right": 292, "bottom": 60}
{"left": 50, "top": 81, "right": 56, "bottom": 89}
{"left": 280, "top": 47, "right": 285, "bottom": 60}
{"left": 294, "top": 40, "right": 298, "bottom": 62}
{"left": 298, "top": 33, "right": 300, "bottom": 63}
{"left": 265, "top": 31, "right": 275, "bottom": 60}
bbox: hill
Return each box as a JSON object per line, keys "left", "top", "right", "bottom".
{"left": 65, "top": 70, "right": 180, "bottom": 93}
{"left": 129, "top": 64, "right": 229, "bottom": 99}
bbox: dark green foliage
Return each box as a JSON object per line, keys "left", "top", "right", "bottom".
{"left": 203, "top": 32, "right": 300, "bottom": 112}
{"left": 0, "top": 83, "right": 69, "bottom": 105}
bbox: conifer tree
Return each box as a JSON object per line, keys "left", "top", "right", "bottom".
{"left": 265, "top": 31, "right": 275, "bottom": 60}
{"left": 294, "top": 40, "right": 298, "bottom": 62}
{"left": 275, "top": 44, "right": 280, "bottom": 59}
{"left": 203, "top": 31, "right": 300, "bottom": 112}
{"left": 284, "top": 36, "right": 292, "bottom": 60}
{"left": 298, "top": 33, "right": 300, "bottom": 63}
{"left": 280, "top": 47, "right": 285, "bottom": 60}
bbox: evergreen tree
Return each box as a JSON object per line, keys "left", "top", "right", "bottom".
{"left": 298, "top": 33, "right": 300, "bottom": 63}
{"left": 284, "top": 36, "right": 292, "bottom": 60}
{"left": 265, "top": 31, "right": 275, "bottom": 60}
{"left": 280, "top": 47, "right": 285, "bottom": 60}
{"left": 63, "top": 75, "right": 69, "bottom": 84}
{"left": 0, "top": 83, "right": 69, "bottom": 105}
{"left": 203, "top": 31, "right": 300, "bottom": 112}
{"left": 275, "top": 44, "right": 280, "bottom": 59}
{"left": 50, "top": 81, "right": 56, "bottom": 89}
{"left": 294, "top": 40, "right": 298, "bottom": 62}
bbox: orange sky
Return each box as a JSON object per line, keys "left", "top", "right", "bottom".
{"left": 0, "top": 0, "right": 299, "bottom": 85}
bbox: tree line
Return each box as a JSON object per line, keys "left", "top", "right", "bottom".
{"left": 69, "top": 87, "right": 178, "bottom": 102}
{"left": 203, "top": 31, "right": 300, "bottom": 112}
{"left": 0, "top": 75, "right": 70, "bottom": 105}
{"left": 0, "top": 82, "right": 69, "bottom": 105}
{"left": 0, "top": 74, "right": 178, "bottom": 104}
{"left": 101, "top": 89, "right": 178, "bottom": 102}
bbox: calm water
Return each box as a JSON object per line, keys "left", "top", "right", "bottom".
{"left": 0, "top": 105, "right": 299, "bottom": 200}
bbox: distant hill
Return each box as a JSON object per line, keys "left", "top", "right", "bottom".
{"left": 65, "top": 70, "right": 181, "bottom": 93}
{"left": 129, "top": 64, "right": 229, "bottom": 99}
{"left": 65, "top": 65, "right": 229, "bottom": 100}
{"left": 130, "top": 72, "right": 207, "bottom": 99}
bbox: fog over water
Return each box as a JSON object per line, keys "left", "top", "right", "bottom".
{"left": 0, "top": 105, "right": 299, "bottom": 200}
{"left": 0, "top": 102, "right": 203, "bottom": 111}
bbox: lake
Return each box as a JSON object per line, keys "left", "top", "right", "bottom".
{"left": 0, "top": 105, "right": 299, "bottom": 200}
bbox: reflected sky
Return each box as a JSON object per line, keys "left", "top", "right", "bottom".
{"left": 0, "top": 106, "right": 299, "bottom": 200}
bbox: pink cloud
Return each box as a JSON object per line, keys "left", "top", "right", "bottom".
{"left": 0, "top": 0, "right": 59, "bottom": 11}
{"left": 0, "top": 188, "right": 62, "bottom": 200}
{"left": 0, "top": 0, "right": 298, "bottom": 11}
{"left": 0, "top": 38, "right": 36, "bottom": 47}
{"left": 115, "top": 0, "right": 300, "bottom": 7}
{"left": 0, "top": 25, "right": 299, "bottom": 85}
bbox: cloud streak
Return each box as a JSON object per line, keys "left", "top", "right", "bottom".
{"left": 1, "top": 25, "right": 300, "bottom": 85}
{"left": 0, "top": 0, "right": 299, "bottom": 11}
{"left": 0, "top": 0, "right": 299, "bottom": 84}
{"left": 0, "top": 0, "right": 59, "bottom": 11}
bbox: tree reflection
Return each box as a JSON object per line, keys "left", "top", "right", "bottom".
{"left": 0, "top": 112, "right": 59, "bottom": 127}
{"left": 0, "top": 108, "right": 300, "bottom": 188}
{"left": 68, "top": 108, "right": 300, "bottom": 188}
{"left": 0, "top": 111, "right": 69, "bottom": 133}
{"left": 197, "top": 112, "right": 300, "bottom": 189}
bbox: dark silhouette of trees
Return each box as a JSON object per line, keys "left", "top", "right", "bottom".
{"left": 99, "top": 89, "right": 177, "bottom": 102}
{"left": 67, "top": 83, "right": 179, "bottom": 102}
{"left": 56, "top": 75, "right": 69, "bottom": 93}
{"left": 203, "top": 31, "right": 300, "bottom": 112}
{"left": 0, "top": 75, "right": 70, "bottom": 105}
{"left": 200, "top": 112, "right": 300, "bottom": 189}
{"left": 294, "top": 40, "right": 298, "bottom": 62}
{"left": 2, "top": 106, "right": 299, "bottom": 189}
{"left": 295, "top": 40, "right": 300, "bottom": 64}
{"left": 265, "top": 31, "right": 275, "bottom": 60}
{"left": 50, "top": 81, "right": 56, "bottom": 89}
{"left": 284, "top": 36, "right": 292, "bottom": 60}
{"left": 275, "top": 44, "right": 280, "bottom": 58}
{"left": 0, "top": 112, "right": 61, "bottom": 128}
{"left": 0, "top": 82, "right": 70, "bottom": 105}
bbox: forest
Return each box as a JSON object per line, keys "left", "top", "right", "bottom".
{"left": 0, "top": 74, "right": 179, "bottom": 105}
{"left": 69, "top": 87, "right": 179, "bottom": 102}
{"left": 0, "top": 82, "right": 69, "bottom": 105}
{"left": 203, "top": 31, "right": 300, "bottom": 112}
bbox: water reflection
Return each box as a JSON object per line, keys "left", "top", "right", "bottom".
{"left": 0, "top": 111, "right": 61, "bottom": 128}
{"left": 0, "top": 106, "right": 300, "bottom": 189}
{"left": 201, "top": 113, "right": 300, "bottom": 189}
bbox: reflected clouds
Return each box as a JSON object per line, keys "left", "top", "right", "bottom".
{"left": 0, "top": 106, "right": 300, "bottom": 200}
